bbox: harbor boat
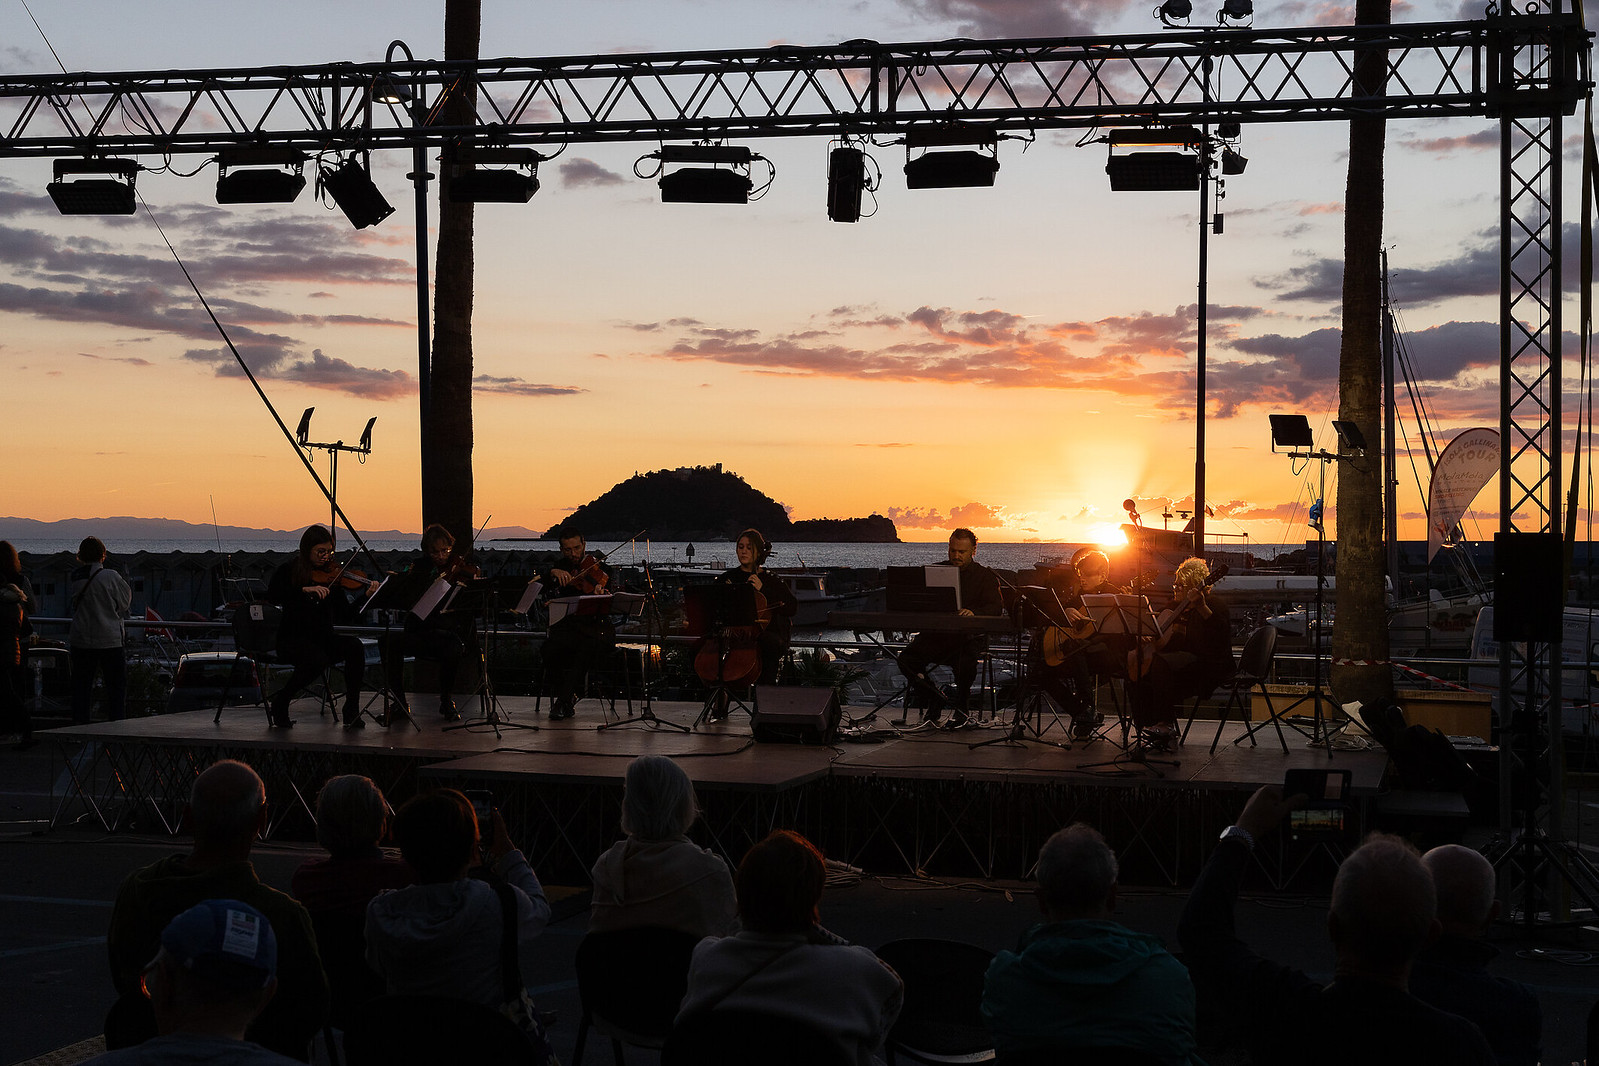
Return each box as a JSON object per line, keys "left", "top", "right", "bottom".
{"left": 782, "top": 570, "right": 876, "bottom": 627}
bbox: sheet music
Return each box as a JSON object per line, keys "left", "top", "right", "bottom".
{"left": 411, "top": 576, "right": 452, "bottom": 620}
{"left": 924, "top": 565, "right": 962, "bottom": 612}
{"left": 358, "top": 574, "right": 392, "bottom": 613}
{"left": 513, "top": 580, "right": 543, "bottom": 614}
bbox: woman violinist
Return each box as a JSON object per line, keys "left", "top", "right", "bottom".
{"left": 392, "top": 523, "right": 473, "bottom": 722}
{"left": 266, "top": 525, "right": 377, "bottom": 730}
{"left": 538, "top": 530, "right": 615, "bottom": 721}
{"left": 714, "top": 528, "right": 797, "bottom": 686}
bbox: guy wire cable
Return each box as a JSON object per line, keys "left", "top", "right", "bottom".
{"left": 139, "top": 195, "right": 386, "bottom": 575}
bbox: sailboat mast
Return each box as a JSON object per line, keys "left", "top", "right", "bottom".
{"left": 1382, "top": 250, "right": 1400, "bottom": 590}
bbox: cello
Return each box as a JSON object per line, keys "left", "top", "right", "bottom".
{"left": 693, "top": 578, "right": 768, "bottom": 688}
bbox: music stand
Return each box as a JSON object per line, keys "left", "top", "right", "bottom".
{"left": 971, "top": 585, "right": 1073, "bottom": 752}
{"left": 355, "top": 575, "right": 420, "bottom": 731}
{"left": 686, "top": 582, "right": 760, "bottom": 728}
{"left": 599, "top": 585, "right": 689, "bottom": 733}
{"left": 1077, "top": 591, "right": 1178, "bottom": 774}
{"left": 443, "top": 577, "right": 535, "bottom": 737}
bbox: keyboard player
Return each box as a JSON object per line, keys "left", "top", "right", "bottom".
{"left": 898, "top": 528, "right": 1004, "bottom": 730}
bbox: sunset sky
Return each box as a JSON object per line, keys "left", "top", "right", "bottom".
{"left": 0, "top": 0, "right": 1552, "bottom": 546}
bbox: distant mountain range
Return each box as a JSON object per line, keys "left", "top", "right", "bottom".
{"left": 0, "top": 516, "right": 545, "bottom": 542}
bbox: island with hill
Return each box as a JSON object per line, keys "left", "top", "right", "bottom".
{"left": 541, "top": 464, "right": 899, "bottom": 543}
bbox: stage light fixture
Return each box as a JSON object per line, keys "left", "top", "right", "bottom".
{"left": 1219, "top": 0, "right": 1253, "bottom": 23}
{"left": 1105, "top": 127, "right": 1203, "bottom": 191}
{"left": 1156, "top": 0, "right": 1193, "bottom": 25}
{"left": 1332, "top": 419, "right": 1367, "bottom": 455}
{"left": 296, "top": 408, "right": 314, "bottom": 446}
{"left": 47, "top": 158, "right": 139, "bottom": 215}
{"left": 371, "top": 74, "right": 413, "bottom": 106}
{"left": 215, "top": 147, "right": 308, "bottom": 204}
{"left": 903, "top": 126, "right": 1000, "bottom": 190}
{"left": 641, "top": 144, "right": 771, "bottom": 204}
{"left": 1221, "top": 148, "right": 1249, "bottom": 175}
{"left": 827, "top": 140, "right": 879, "bottom": 223}
{"left": 444, "top": 146, "right": 543, "bottom": 204}
{"left": 1269, "top": 413, "right": 1315, "bottom": 452}
{"left": 317, "top": 156, "right": 395, "bottom": 229}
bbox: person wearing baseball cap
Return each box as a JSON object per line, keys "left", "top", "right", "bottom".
{"left": 85, "top": 899, "right": 302, "bottom": 1065}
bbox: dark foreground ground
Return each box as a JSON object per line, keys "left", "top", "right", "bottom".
{"left": 3, "top": 740, "right": 1598, "bottom": 1066}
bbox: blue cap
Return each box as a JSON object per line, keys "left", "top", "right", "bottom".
{"left": 159, "top": 899, "right": 277, "bottom": 991}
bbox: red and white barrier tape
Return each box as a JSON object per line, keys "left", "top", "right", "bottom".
{"left": 1331, "top": 657, "right": 1473, "bottom": 691}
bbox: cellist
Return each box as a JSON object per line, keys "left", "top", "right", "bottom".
{"left": 539, "top": 530, "right": 616, "bottom": 721}
{"left": 714, "top": 528, "right": 798, "bottom": 686}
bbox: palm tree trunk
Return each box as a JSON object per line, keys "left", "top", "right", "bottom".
{"left": 1329, "top": 0, "right": 1394, "bottom": 710}
{"left": 423, "top": 0, "right": 481, "bottom": 545}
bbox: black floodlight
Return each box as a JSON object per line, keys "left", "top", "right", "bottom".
{"left": 1221, "top": 147, "right": 1249, "bottom": 175}
{"left": 446, "top": 147, "right": 542, "bottom": 204}
{"left": 358, "top": 416, "right": 376, "bottom": 453}
{"left": 1269, "top": 413, "right": 1315, "bottom": 451}
{"left": 828, "top": 145, "right": 869, "bottom": 223}
{"left": 1219, "top": 0, "right": 1254, "bottom": 23}
{"left": 903, "top": 126, "right": 1000, "bottom": 190}
{"left": 296, "top": 408, "right": 314, "bottom": 446}
{"left": 1332, "top": 419, "right": 1367, "bottom": 455}
{"left": 1106, "top": 127, "right": 1203, "bottom": 191}
{"left": 1157, "top": 0, "right": 1193, "bottom": 25}
{"left": 649, "top": 144, "right": 763, "bottom": 204}
{"left": 317, "top": 156, "right": 395, "bottom": 229}
{"left": 47, "top": 158, "right": 138, "bottom": 215}
{"left": 216, "top": 147, "right": 308, "bottom": 204}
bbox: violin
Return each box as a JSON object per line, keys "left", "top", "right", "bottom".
{"left": 562, "top": 553, "right": 610, "bottom": 595}
{"left": 439, "top": 550, "right": 482, "bottom": 584}
{"left": 310, "top": 560, "right": 376, "bottom": 593}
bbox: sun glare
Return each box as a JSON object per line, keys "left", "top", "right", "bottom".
{"left": 1090, "top": 524, "right": 1128, "bottom": 547}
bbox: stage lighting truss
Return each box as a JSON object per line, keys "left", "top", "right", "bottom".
{"left": 444, "top": 145, "right": 545, "bottom": 203}
{"left": 215, "top": 146, "right": 308, "bottom": 204}
{"left": 826, "top": 137, "right": 881, "bottom": 223}
{"left": 315, "top": 152, "right": 395, "bottom": 229}
{"left": 47, "top": 158, "right": 140, "bottom": 215}
{"left": 636, "top": 142, "right": 775, "bottom": 204}
{"left": 902, "top": 126, "right": 1002, "bottom": 189}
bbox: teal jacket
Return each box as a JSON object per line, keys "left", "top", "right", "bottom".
{"left": 982, "top": 919, "right": 1204, "bottom": 1065}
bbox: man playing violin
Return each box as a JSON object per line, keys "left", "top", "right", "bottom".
{"left": 389, "top": 523, "right": 472, "bottom": 722}
{"left": 1125, "top": 556, "right": 1233, "bottom": 751}
{"left": 897, "top": 528, "right": 1004, "bottom": 731}
{"left": 540, "top": 530, "right": 615, "bottom": 721}
{"left": 715, "top": 528, "right": 798, "bottom": 687}
{"left": 266, "top": 525, "right": 376, "bottom": 730}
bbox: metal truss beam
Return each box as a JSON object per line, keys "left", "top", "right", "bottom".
{"left": 0, "top": 16, "right": 1586, "bottom": 158}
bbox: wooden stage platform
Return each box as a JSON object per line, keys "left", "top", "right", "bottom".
{"left": 41, "top": 692, "right": 1389, "bottom": 887}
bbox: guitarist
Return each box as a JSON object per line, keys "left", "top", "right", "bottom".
{"left": 1027, "top": 565, "right": 1103, "bottom": 740}
{"left": 1126, "top": 557, "right": 1233, "bottom": 750}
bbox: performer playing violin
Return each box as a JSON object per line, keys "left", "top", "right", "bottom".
{"left": 539, "top": 530, "right": 615, "bottom": 721}
{"left": 390, "top": 523, "right": 473, "bottom": 722}
{"left": 714, "top": 528, "right": 798, "bottom": 687}
{"left": 897, "top": 528, "right": 1004, "bottom": 731}
{"left": 1125, "top": 556, "right": 1233, "bottom": 751}
{"left": 266, "top": 525, "right": 377, "bottom": 730}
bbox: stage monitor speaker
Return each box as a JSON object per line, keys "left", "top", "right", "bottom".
{"left": 1493, "top": 531, "right": 1562, "bottom": 642}
{"left": 752, "top": 686, "right": 841, "bottom": 745}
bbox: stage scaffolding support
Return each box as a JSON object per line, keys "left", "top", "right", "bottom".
{"left": 0, "top": 6, "right": 1592, "bottom": 917}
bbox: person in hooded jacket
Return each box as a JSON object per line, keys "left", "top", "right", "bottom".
{"left": 982, "top": 823, "right": 1201, "bottom": 1065}
{"left": 589, "top": 755, "right": 737, "bottom": 938}
{"left": 364, "top": 789, "right": 549, "bottom": 1009}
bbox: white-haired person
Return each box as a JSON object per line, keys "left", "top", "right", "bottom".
{"left": 1410, "top": 845, "right": 1542, "bottom": 1066}
{"left": 1126, "top": 556, "right": 1232, "bottom": 750}
{"left": 983, "top": 823, "right": 1201, "bottom": 1063}
{"left": 589, "top": 754, "right": 738, "bottom": 937}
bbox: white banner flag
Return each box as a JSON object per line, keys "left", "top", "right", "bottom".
{"left": 1427, "top": 428, "right": 1500, "bottom": 562}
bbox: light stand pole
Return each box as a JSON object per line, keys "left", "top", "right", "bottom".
{"left": 379, "top": 40, "right": 433, "bottom": 526}
{"left": 296, "top": 408, "right": 377, "bottom": 542}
